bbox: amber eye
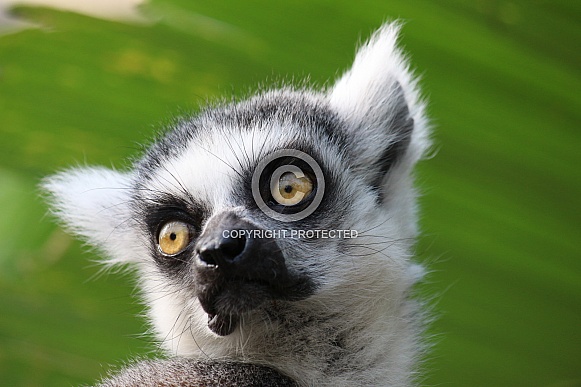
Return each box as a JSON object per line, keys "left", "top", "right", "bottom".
{"left": 157, "top": 221, "right": 191, "bottom": 256}
{"left": 271, "top": 170, "right": 313, "bottom": 206}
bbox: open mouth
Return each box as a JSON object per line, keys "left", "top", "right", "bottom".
{"left": 198, "top": 278, "right": 272, "bottom": 336}
{"left": 207, "top": 313, "right": 240, "bottom": 336}
{"left": 198, "top": 275, "right": 315, "bottom": 336}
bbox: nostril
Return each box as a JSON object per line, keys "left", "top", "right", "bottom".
{"left": 196, "top": 232, "right": 246, "bottom": 267}
{"left": 220, "top": 233, "right": 246, "bottom": 262}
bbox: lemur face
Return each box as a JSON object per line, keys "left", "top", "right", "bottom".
{"left": 131, "top": 92, "right": 364, "bottom": 335}
{"left": 44, "top": 24, "right": 429, "bottom": 360}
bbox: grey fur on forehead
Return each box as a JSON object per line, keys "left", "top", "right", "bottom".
{"left": 136, "top": 89, "right": 347, "bottom": 177}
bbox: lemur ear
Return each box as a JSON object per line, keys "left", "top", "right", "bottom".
{"left": 329, "top": 23, "right": 426, "bottom": 194}
{"left": 42, "top": 167, "right": 137, "bottom": 265}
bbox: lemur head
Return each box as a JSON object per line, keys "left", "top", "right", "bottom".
{"left": 44, "top": 23, "right": 429, "bottom": 366}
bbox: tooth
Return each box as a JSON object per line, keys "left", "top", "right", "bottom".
{"left": 207, "top": 313, "right": 238, "bottom": 336}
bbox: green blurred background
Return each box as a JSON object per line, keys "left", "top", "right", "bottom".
{"left": 0, "top": 0, "right": 579, "bottom": 386}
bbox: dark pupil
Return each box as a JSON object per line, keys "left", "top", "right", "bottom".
{"left": 284, "top": 185, "right": 293, "bottom": 193}
{"left": 170, "top": 232, "right": 177, "bottom": 241}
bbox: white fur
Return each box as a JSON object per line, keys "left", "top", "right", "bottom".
{"left": 330, "top": 23, "right": 430, "bottom": 242}
{"left": 42, "top": 167, "right": 142, "bottom": 266}
{"left": 330, "top": 23, "right": 429, "bottom": 154}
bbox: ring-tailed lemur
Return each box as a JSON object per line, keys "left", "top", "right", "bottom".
{"left": 43, "top": 22, "right": 430, "bottom": 386}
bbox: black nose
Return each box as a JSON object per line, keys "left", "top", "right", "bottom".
{"left": 194, "top": 212, "right": 288, "bottom": 283}
{"left": 197, "top": 231, "right": 246, "bottom": 267}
